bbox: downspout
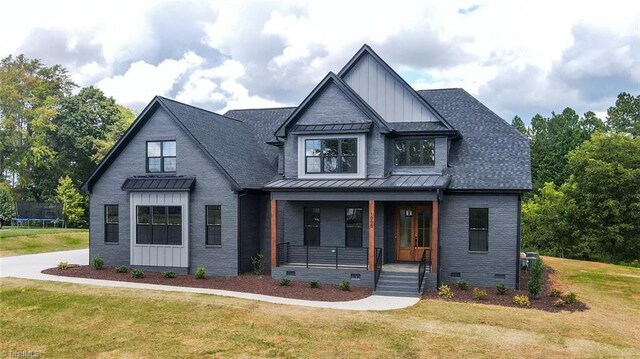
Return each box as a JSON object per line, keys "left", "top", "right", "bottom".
{"left": 436, "top": 189, "right": 442, "bottom": 288}
{"left": 516, "top": 194, "right": 522, "bottom": 290}
{"left": 237, "top": 189, "right": 248, "bottom": 275}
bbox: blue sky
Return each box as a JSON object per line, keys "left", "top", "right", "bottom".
{"left": 1, "top": 0, "right": 638, "bottom": 122}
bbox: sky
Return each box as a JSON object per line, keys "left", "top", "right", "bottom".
{"left": 1, "top": 0, "right": 639, "bottom": 122}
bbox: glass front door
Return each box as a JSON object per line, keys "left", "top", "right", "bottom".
{"left": 396, "top": 205, "right": 431, "bottom": 261}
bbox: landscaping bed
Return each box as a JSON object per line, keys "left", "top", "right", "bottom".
{"left": 42, "top": 265, "right": 371, "bottom": 302}
{"left": 422, "top": 266, "right": 588, "bottom": 312}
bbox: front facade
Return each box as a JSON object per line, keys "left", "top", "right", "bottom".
{"left": 84, "top": 45, "right": 531, "bottom": 293}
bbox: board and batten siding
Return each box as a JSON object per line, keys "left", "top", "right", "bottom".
{"left": 129, "top": 191, "right": 189, "bottom": 267}
{"left": 343, "top": 52, "right": 438, "bottom": 123}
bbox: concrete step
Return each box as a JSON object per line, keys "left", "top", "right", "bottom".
{"left": 376, "top": 279, "right": 417, "bottom": 287}
{"left": 373, "top": 289, "right": 421, "bottom": 297}
{"left": 379, "top": 273, "right": 418, "bottom": 280}
{"left": 376, "top": 282, "right": 416, "bottom": 290}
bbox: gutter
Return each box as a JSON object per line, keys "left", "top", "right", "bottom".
{"left": 237, "top": 189, "right": 248, "bottom": 275}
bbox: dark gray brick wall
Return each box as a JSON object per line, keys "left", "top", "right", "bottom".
{"left": 439, "top": 193, "right": 519, "bottom": 288}
{"left": 297, "top": 83, "right": 371, "bottom": 125}
{"left": 239, "top": 192, "right": 261, "bottom": 273}
{"left": 89, "top": 107, "right": 239, "bottom": 276}
{"left": 272, "top": 266, "right": 373, "bottom": 287}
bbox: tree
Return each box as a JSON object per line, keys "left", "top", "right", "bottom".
{"left": 0, "top": 182, "right": 16, "bottom": 219}
{"left": 0, "top": 54, "right": 76, "bottom": 201}
{"left": 607, "top": 92, "right": 640, "bottom": 137}
{"left": 527, "top": 254, "right": 544, "bottom": 298}
{"left": 511, "top": 115, "right": 528, "bottom": 136}
{"left": 55, "top": 176, "right": 86, "bottom": 227}
{"left": 564, "top": 133, "right": 640, "bottom": 262}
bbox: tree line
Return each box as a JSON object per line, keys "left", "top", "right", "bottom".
{"left": 513, "top": 93, "right": 640, "bottom": 264}
{"left": 0, "top": 55, "right": 135, "bottom": 226}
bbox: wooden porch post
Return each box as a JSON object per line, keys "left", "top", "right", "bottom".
{"left": 270, "top": 199, "right": 277, "bottom": 269}
{"left": 368, "top": 200, "right": 375, "bottom": 271}
{"left": 430, "top": 200, "right": 439, "bottom": 273}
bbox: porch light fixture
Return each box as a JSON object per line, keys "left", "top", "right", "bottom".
{"left": 405, "top": 209, "right": 413, "bottom": 217}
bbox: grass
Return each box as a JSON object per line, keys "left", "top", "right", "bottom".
{"left": 0, "top": 228, "right": 88, "bottom": 256}
{"left": 0, "top": 257, "right": 639, "bottom": 358}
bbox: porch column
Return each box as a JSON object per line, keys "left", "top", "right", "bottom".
{"left": 430, "top": 200, "right": 439, "bottom": 273}
{"left": 368, "top": 199, "right": 375, "bottom": 271}
{"left": 270, "top": 199, "right": 277, "bottom": 269}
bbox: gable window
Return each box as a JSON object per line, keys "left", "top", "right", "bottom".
{"left": 136, "top": 205, "right": 182, "bottom": 245}
{"left": 147, "top": 140, "right": 176, "bottom": 173}
{"left": 206, "top": 205, "right": 222, "bottom": 245}
{"left": 104, "top": 205, "right": 119, "bottom": 243}
{"left": 469, "top": 208, "right": 488, "bottom": 251}
{"left": 394, "top": 139, "right": 435, "bottom": 166}
{"left": 305, "top": 138, "right": 357, "bottom": 173}
{"left": 345, "top": 207, "right": 363, "bottom": 247}
{"left": 304, "top": 207, "right": 321, "bottom": 246}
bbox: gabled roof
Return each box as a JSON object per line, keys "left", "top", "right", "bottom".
{"left": 83, "top": 96, "right": 277, "bottom": 193}
{"left": 224, "top": 107, "right": 295, "bottom": 156}
{"left": 338, "top": 44, "right": 456, "bottom": 131}
{"left": 274, "top": 72, "right": 390, "bottom": 137}
{"left": 418, "top": 88, "right": 532, "bottom": 191}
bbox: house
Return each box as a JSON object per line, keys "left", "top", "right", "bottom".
{"left": 82, "top": 45, "right": 531, "bottom": 296}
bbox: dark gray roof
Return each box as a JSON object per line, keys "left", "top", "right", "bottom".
{"left": 390, "top": 121, "right": 453, "bottom": 133}
{"left": 418, "top": 89, "right": 532, "bottom": 191}
{"left": 157, "top": 97, "right": 277, "bottom": 189}
{"left": 264, "top": 175, "right": 450, "bottom": 191}
{"left": 224, "top": 107, "right": 295, "bottom": 157}
{"left": 122, "top": 176, "right": 195, "bottom": 191}
{"left": 290, "top": 123, "right": 372, "bottom": 134}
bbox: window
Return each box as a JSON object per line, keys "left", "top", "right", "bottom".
{"left": 104, "top": 205, "right": 119, "bottom": 243}
{"left": 394, "top": 139, "right": 435, "bottom": 166}
{"left": 469, "top": 208, "right": 488, "bottom": 251}
{"left": 136, "top": 206, "right": 182, "bottom": 245}
{"left": 345, "top": 207, "right": 363, "bottom": 247}
{"left": 206, "top": 205, "right": 222, "bottom": 245}
{"left": 146, "top": 140, "right": 176, "bottom": 173}
{"left": 304, "top": 207, "right": 320, "bottom": 246}
{"left": 305, "top": 138, "right": 357, "bottom": 173}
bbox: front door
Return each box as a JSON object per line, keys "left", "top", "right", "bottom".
{"left": 396, "top": 205, "right": 431, "bottom": 261}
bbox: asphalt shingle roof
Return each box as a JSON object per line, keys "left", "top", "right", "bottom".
{"left": 157, "top": 97, "right": 277, "bottom": 189}
{"left": 417, "top": 89, "right": 532, "bottom": 191}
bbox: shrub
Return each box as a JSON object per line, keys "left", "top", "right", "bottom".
{"left": 549, "top": 288, "right": 562, "bottom": 297}
{"left": 438, "top": 284, "right": 454, "bottom": 299}
{"left": 339, "top": 279, "right": 351, "bottom": 291}
{"left": 512, "top": 294, "right": 531, "bottom": 307}
{"left": 195, "top": 266, "right": 206, "bottom": 279}
{"left": 251, "top": 253, "right": 266, "bottom": 276}
{"left": 457, "top": 279, "right": 468, "bottom": 290}
{"left": 309, "top": 280, "right": 320, "bottom": 288}
{"left": 279, "top": 278, "right": 291, "bottom": 286}
{"left": 527, "top": 254, "right": 544, "bottom": 298}
{"left": 496, "top": 283, "right": 507, "bottom": 295}
{"left": 473, "top": 287, "right": 488, "bottom": 300}
{"left": 553, "top": 299, "right": 566, "bottom": 307}
{"left": 163, "top": 271, "right": 176, "bottom": 278}
{"left": 115, "top": 266, "right": 128, "bottom": 273}
{"left": 92, "top": 256, "right": 104, "bottom": 270}
{"left": 130, "top": 269, "right": 144, "bottom": 278}
{"left": 57, "top": 261, "right": 69, "bottom": 270}
{"left": 563, "top": 292, "right": 577, "bottom": 304}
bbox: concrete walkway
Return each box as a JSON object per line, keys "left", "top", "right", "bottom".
{"left": 0, "top": 249, "right": 420, "bottom": 311}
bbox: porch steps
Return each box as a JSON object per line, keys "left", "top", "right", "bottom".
{"left": 373, "top": 268, "right": 424, "bottom": 297}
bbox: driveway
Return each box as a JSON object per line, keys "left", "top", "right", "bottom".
{"left": 0, "top": 249, "right": 419, "bottom": 311}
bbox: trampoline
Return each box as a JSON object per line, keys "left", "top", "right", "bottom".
{"left": 11, "top": 201, "right": 65, "bottom": 228}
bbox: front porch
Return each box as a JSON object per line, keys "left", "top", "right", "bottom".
{"left": 268, "top": 192, "right": 441, "bottom": 292}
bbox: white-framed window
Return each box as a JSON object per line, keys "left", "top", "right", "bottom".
{"left": 297, "top": 133, "right": 367, "bottom": 179}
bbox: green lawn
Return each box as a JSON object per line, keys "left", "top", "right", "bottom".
{"left": 0, "top": 228, "right": 88, "bottom": 256}
{"left": 1, "top": 257, "right": 639, "bottom": 358}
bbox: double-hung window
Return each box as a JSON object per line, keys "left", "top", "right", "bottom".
{"left": 394, "top": 139, "right": 435, "bottom": 166}
{"left": 206, "top": 205, "right": 222, "bottom": 245}
{"left": 304, "top": 207, "right": 321, "bottom": 246}
{"left": 305, "top": 138, "right": 357, "bottom": 173}
{"left": 469, "top": 208, "right": 488, "bottom": 251}
{"left": 345, "top": 207, "right": 363, "bottom": 247}
{"left": 147, "top": 140, "right": 176, "bottom": 173}
{"left": 136, "top": 205, "right": 182, "bottom": 245}
{"left": 104, "top": 205, "right": 119, "bottom": 243}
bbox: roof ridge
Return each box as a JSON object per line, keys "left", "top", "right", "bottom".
{"left": 417, "top": 88, "right": 464, "bottom": 92}
{"left": 156, "top": 96, "right": 244, "bottom": 123}
{"left": 225, "top": 106, "right": 298, "bottom": 113}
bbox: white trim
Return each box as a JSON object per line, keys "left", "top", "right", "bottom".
{"left": 129, "top": 191, "right": 189, "bottom": 268}
{"left": 297, "top": 133, "right": 367, "bottom": 179}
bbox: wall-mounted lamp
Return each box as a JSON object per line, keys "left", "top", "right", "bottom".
{"left": 405, "top": 209, "right": 413, "bottom": 217}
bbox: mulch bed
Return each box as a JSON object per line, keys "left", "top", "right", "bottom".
{"left": 422, "top": 266, "right": 589, "bottom": 312}
{"left": 42, "top": 265, "right": 371, "bottom": 302}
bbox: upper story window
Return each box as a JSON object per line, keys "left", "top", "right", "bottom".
{"left": 394, "top": 139, "right": 435, "bottom": 167}
{"left": 305, "top": 138, "right": 357, "bottom": 174}
{"left": 147, "top": 140, "right": 176, "bottom": 173}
